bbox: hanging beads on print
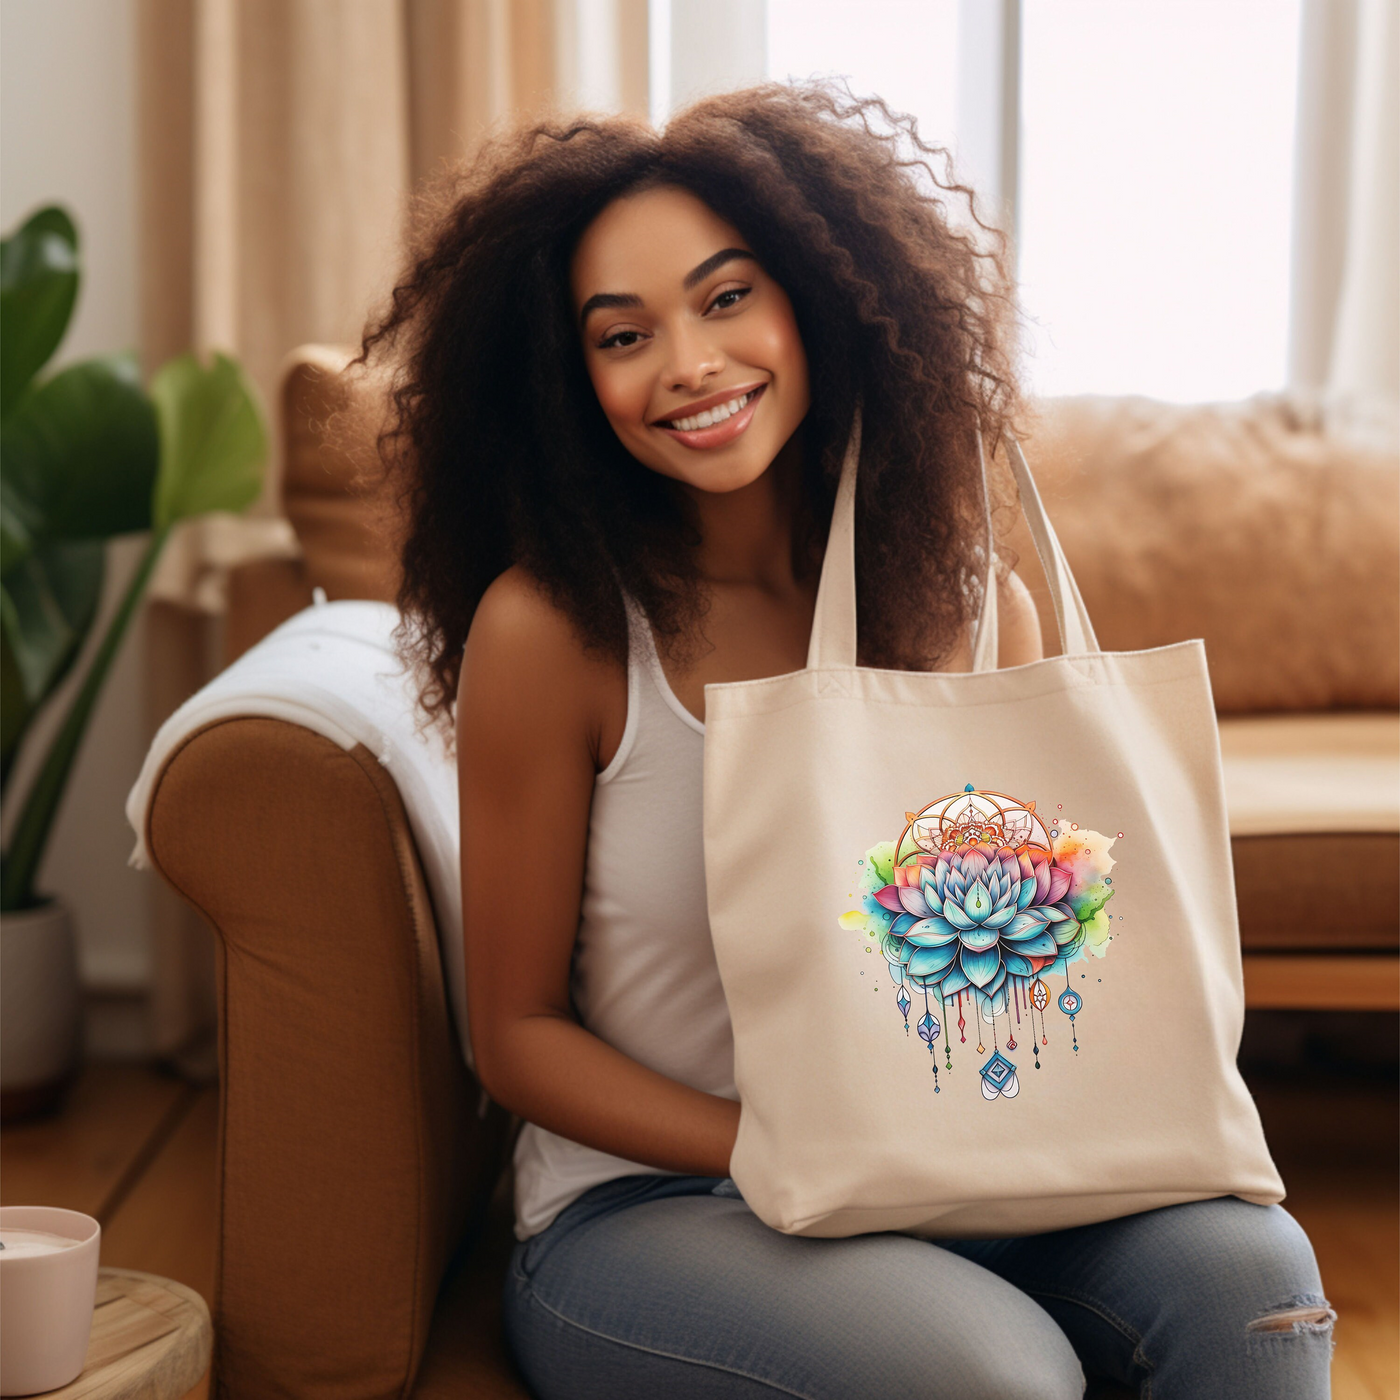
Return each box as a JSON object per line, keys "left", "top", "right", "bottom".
{"left": 1059, "top": 985, "right": 1082, "bottom": 1053}
{"left": 918, "top": 990, "right": 941, "bottom": 1091}
{"left": 896, "top": 986, "right": 911, "bottom": 1033}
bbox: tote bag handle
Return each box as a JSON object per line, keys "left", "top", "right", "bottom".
{"left": 806, "top": 408, "right": 1101, "bottom": 670}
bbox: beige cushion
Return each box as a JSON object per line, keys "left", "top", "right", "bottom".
{"left": 1219, "top": 711, "right": 1399, "bottom": 951}
{"left": 1219, "top": 712, "right": 1399, "bottom": 836}
{"left": 1010, "top": 394, "right": 1400, "bottom": 713}
{"left": 280, "top": 344, "right": 400, "bottom": 605}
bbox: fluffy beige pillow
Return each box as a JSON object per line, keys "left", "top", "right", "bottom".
{"left": 1001, "top": 394, "right": 1400, "bottom": 713}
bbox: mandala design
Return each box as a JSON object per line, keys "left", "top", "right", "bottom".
{"left": 840, "top": 784, "right": 1119, "bottom": 1101}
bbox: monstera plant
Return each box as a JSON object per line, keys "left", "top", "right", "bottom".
{"left": 1, "top": 204, "right": 266, "bottom": 1110}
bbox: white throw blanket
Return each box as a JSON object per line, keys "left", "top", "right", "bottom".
{"left": 126, "top": 599, "right": 472, "bottom": 1069}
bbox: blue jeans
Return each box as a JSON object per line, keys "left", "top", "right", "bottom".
{"left": 502, "top": 1174, "right": 1332, "bottom": 1399}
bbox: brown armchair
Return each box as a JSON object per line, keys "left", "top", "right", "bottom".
{"left": 140, "top": 346, "right": 1398, "bottom": 1398}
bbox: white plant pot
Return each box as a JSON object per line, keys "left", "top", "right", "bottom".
{"left": 1, "top": 901, "right": 81, "bottom": 1117}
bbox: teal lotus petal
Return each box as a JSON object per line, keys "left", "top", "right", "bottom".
{"left": 890, "top": 913, "right": 918, "bottom": 937}
{"left": 939, "top": 964, "right": 971, "bottom": 996}
{"left": 942, "top": 899, "right": 976, "bottom": 931}
{"left": 959, "top": 944, "right": 1002, "bottom": 988}
{"left": 1003, "top": 929, "right": 1058, "bottom": 957}
{"left": 908, "top": 944, "right": 958, "bottom": 979}
{"left": 981, "top": 903, "right": 1018, "bottom": 930}
{"left": 1016, "top": 878, "right": 1037, "bottom": 910}
{"left": 931, "top": 860, "right": 950, "bottom": 900}
{"left": 919, "top": 869, "right": 944, "bottom": 913}
{"left": 1004, "top": 951, "right": 1034, "bottom": 977}
{"left": 944, "top": 867, "right": 967, "bottom": 903}
{"left": 963, "top": 878, "right": 993, "bottom": 923}
{"left": 905, "top": 918, "right": 959, "bottom": 947}
{"left": 958, "top": 924, "right": 1001, "bottom": 952}
{"left": 1003, "top": 908, "right": 1054, "bottom": 938}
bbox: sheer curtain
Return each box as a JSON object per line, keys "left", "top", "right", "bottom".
{"left": 1288, "top": 0, "right": 1399, "bottom": 450}
{"left": 135, "top": 0, "right": 647, "bottom": 1060}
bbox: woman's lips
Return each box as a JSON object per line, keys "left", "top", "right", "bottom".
{"left": 654, "top": 385, "right": 766, "bottom": 449}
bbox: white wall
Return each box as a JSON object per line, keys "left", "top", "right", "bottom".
{"left": 1, "top": 0, "right": 153, "bottom": 1042}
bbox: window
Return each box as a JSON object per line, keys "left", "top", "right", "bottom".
{"left": 767, "top": 0, "right": 959, "bottom": 150}
{"left": 1018, "top": 0, "right": 1300, "bottom": 401}
{"left": 765, "top": 0, "right": 1302, "bottom": 402}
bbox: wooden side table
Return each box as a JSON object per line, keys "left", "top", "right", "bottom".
{"left": 45, "top": 1269, "right": 211, "bottom": 1400}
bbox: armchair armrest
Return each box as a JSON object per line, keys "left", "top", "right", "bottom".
{"left": 145, "top": 716, "right": 508, "bottom": 1400}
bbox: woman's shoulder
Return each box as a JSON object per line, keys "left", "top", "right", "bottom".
{"left": 469, "top": 565, "right": 584, "bottom": 654}
{"left": 459, "top": 566, "right": 626, "bottom": 761}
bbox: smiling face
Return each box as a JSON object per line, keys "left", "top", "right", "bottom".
{"left": 571, "top": 183, "right": 810, "bottom": 495}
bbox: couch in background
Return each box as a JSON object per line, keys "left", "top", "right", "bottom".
{"left": 140, "top": 345, "right": 1398, "bottom": 1398}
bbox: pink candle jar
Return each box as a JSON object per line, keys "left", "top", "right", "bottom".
{"left": 0, "top": 1206, "right": 100, "bottom": 1395}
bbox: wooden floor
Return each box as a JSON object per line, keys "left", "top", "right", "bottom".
{"left": 3, "top": 1063, "right": 1396, "bottom": 1399}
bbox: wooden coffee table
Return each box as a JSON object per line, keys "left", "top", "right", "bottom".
{"left": 45, "top": 1268, "right": 211, "bottom": 1400}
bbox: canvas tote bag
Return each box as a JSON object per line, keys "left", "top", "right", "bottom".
{"left": 702, "top": 413, "right": 1284, "bottom": 1238}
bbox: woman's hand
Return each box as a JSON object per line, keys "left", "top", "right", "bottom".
{"left": 457, "top": 569, "right": 740, "bottom": 1178}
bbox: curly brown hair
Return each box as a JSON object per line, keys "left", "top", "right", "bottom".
{"left": 358, "top": 81, "right": 1026, "bottom": 727}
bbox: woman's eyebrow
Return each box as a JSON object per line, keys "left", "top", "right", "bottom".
{"left": 683, "top": 247, "right": 756, "bottom": 290}
{"left": 578, "top": 249, "right": 757, "bottom": 326}
{"left": 580, "top": 291, "right": 643, "bottom": 324}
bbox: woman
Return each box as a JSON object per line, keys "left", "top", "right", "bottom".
{"left": 361, "top": 84, "right": 1331, "bottom": 1400}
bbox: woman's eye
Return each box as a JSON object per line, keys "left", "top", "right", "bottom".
{"left": 599, "top": 329, "right": 645, "bottom": 349}
{"left": 707, "top": 287, "right": 750, "bottom": 314}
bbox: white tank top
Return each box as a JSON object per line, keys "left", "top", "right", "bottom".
{"left": 511, "top": 598, "right": 738, "bottom": 1241}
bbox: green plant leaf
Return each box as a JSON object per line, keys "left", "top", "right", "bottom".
{"left": 1, "top": 354, "right": 159, "bottom": 543}
{"left": 0, "top": 538, "right": 104, "bottom": 706}
{"left": 1, "top": 624, "right": 27, "bottom": 789}
{"left": 151, "top": 352, "right": 267, "bottom": 529}
{"left": 0, "top": 474, "right": 39, "bottom": 577}
{"left": 1, "top": 528, "right": 165, "bottom": 910}
{"left": 1, "top": 205, "right": 79, "bottom": 418}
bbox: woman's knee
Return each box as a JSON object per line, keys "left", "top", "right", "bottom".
{"left": 1151, "top": 1198, "right": 1332, "bottom": 1338}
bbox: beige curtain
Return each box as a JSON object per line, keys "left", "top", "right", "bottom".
{"left": 1289, "top": 0, "right": 1400, "bottom": 452}
{"left": 136, "top": 0, "right": 648, "bottom": 1060}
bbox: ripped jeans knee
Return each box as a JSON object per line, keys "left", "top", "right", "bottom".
{"left": 1245, "top": 1292, "right": 1336, "bottom": 1364}
{"left": 1245, "top": 1295, "right": 1336, "bottom": 1335}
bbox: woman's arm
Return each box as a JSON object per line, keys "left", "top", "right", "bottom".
{"left": 457, "top": 568, "right": 739, "bottom": 1177}
{"left": 998, "top": 567, "right": 1045, "bottom": 668}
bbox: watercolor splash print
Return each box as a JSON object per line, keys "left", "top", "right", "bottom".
{"left": 839, "top": 785, "right": 1119, "bottom": 1102}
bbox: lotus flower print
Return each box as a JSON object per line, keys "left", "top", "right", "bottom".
{"left": 874, "top": 845, "right": 1083, "bottom": 1005}
{"left": 841, "top": 786, "right": 1120, "bottom": 1103}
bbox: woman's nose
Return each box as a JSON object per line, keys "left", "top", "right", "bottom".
{"left": 663, "top": 319, "right": 725, "bottom": 392}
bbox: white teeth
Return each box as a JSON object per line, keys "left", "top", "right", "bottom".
{"left": 666, "top": 390, "right": 755, "bottom": 432}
